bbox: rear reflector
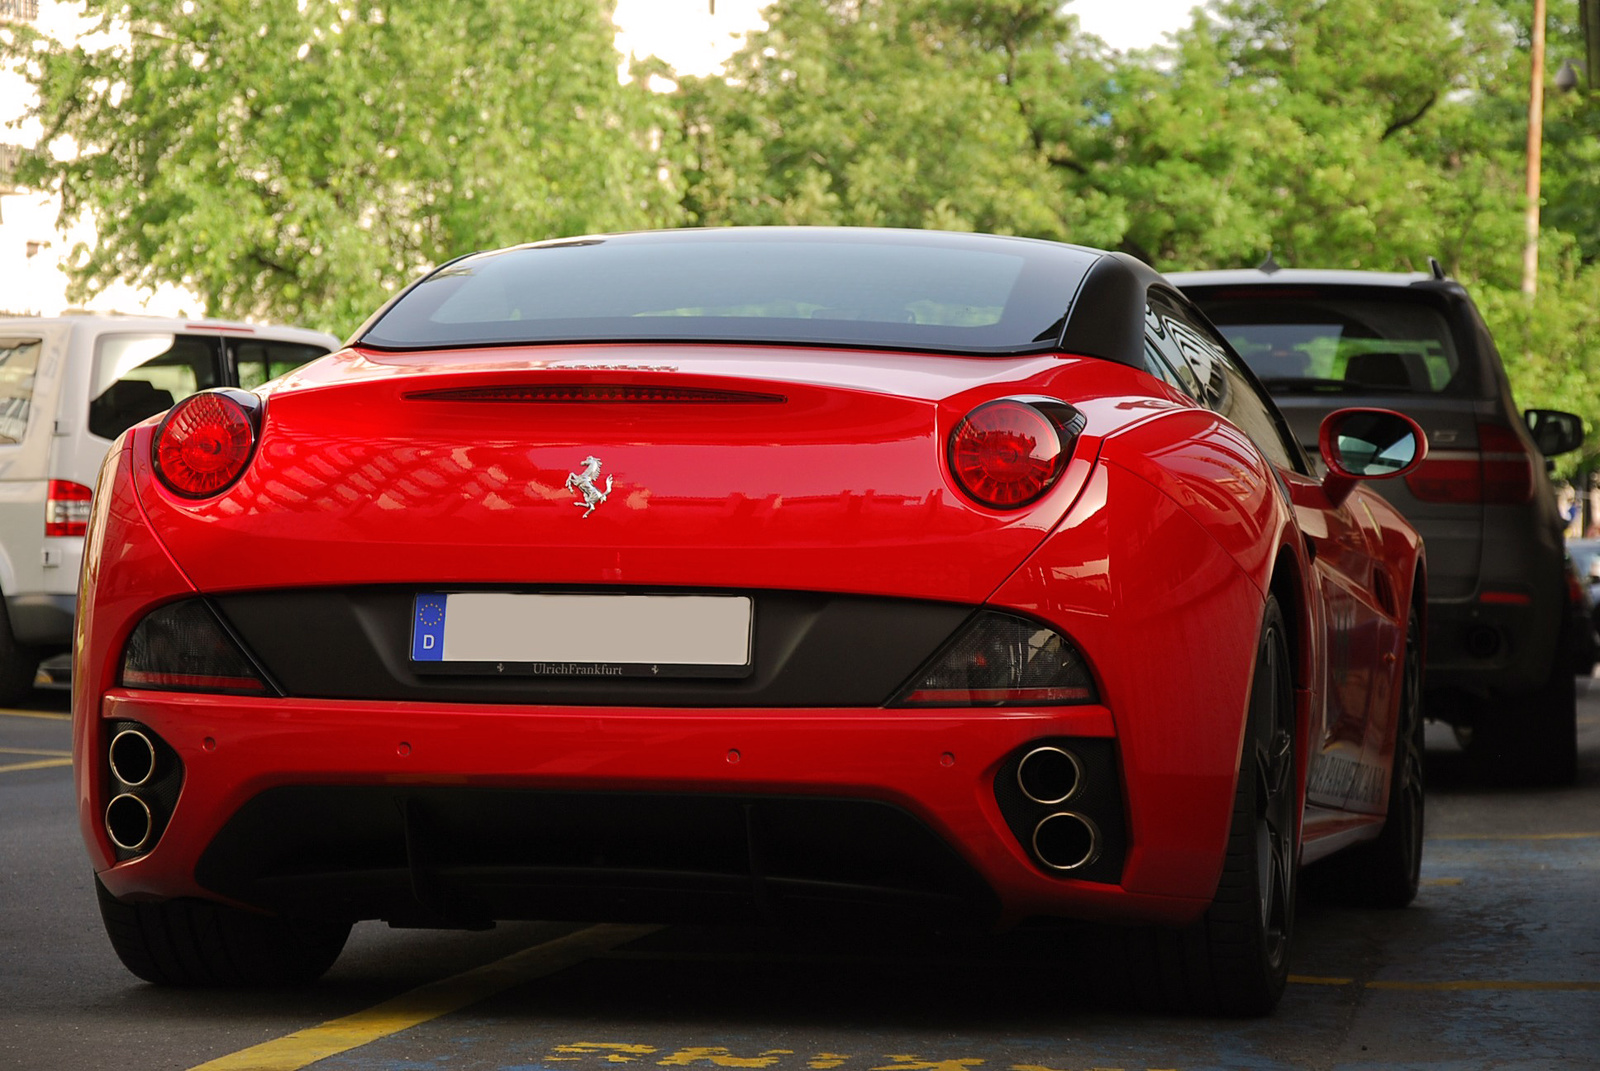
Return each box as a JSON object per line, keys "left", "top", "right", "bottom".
{"left": 121, "top": 600, "right": 271, "bottom": 695}
{"left": 405, "top": 384, "right": 787, "bottom": 404}
{"left": 46, "top": 480, "right": 93, "bottom": 537}
{"left": 893, "top": 612, "right": 1097, "bottom": 707}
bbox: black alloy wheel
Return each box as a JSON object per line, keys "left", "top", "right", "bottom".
{"left": 1244, "top": 599, "right": 1298, "bottom": 983}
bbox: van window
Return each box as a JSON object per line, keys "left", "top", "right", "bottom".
{"left": 90, "top": 334, "right": 224, "bottom": 441}
{"left": 234, "top": 340, "right": 327, "bottom": 389}
{"left": 0, "top": 337, "right": 42, "bottom": 445}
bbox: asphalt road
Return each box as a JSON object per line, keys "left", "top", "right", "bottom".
{"left": 3, "top": 683, "right": 1597, "bottom": 1071}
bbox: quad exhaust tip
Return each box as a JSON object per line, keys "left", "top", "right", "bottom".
{"left": 108, "top": 728, "right": 157, "bottom": 787}
{"left": 1032, "top": 811, "right": 1101, "bottom": 872}
{"left": 1016, "top": 745, "right": 1083, "bottom": 806}
{"left": 105, "top": 794, "right": 154, "bottom": 853}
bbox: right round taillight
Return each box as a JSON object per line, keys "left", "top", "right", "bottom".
{"left": 948, "top": 398, "right": 1079, "bottom": 509}
{"left": 152, "top": 390, "right": 261, "bottom": 498}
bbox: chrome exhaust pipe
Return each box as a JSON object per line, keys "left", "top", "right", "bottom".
{"left": 108, "top": 729, "right": 157, "bottom": 787}
{"left": 1032, "top": 811, "right": 1101, "bottom": 871}
{"left": 105, "top": 794, "right": 154, "bottom": 853}
{"left": 1016, "top": 745, "right": 1083, "bottom": 805}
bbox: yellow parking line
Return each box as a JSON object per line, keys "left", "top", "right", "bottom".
{"left": 0, "top": 709, "right": 70, "bottom": 721}
{"left": 0, "top": 757, "right": 72, "bottom": 773}
{"left": 1291, "top": 976, "right": 1600, "bottom": 992}
{"left": 1429, "top": 832, "right": 1600, "bottom": 841}
{"left": 188, "top": 923, "right": 658, "bottom": 1071}
{"left": 1366, "top": 980, "right": 1600, "bottom": 992}
{"left": 1422, "top": 877, "right": 1464, "bottom": 886}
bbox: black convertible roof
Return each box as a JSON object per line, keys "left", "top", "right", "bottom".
{"left": 355, "top": 227, "right": 1160, "bottom": 365}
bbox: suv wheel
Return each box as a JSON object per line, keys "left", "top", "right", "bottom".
{"left": 0, "top": 607, "right": 39, "bottom": 706}
{"left": 1461, "top": 667, "right": 1577, "bottom": 788}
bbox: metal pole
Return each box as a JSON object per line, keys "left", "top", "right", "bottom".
{"left": 1523, "top": 0, "right": 1547, "bottom": 297}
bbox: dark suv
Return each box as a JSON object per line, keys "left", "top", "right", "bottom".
{"left": 1172, "top": 264, "right": 1589, "bottom": 785}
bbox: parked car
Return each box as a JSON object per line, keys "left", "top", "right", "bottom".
{"left": 76, "top": 228, "right": 1427, "bottom": 1014}
{"left": 1172, "top": 263, "right": 1588, "bottom": 785}
{"left": 0, "top": 315, "right": 339, "bottom": 702}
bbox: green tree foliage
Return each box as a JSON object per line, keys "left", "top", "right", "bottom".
{"left": 2, "top": 0, "right": 682, "bottom": 333}
{"left": 5, "top": 0, "right": 1597, "bottom": 446}
{"left": 674, "top": 0, "right": 1124, "bottom": 245}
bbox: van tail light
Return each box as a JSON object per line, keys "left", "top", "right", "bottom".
{"left": 121, "top": 600, "right": 273, "bottom": 695}
{"left": 152, "top": 389, "right": 262, "bottom": 499}
{"left": 46, "top": 480, "right": 94, "bottom": 537}
{"left": 1404, "top": 423, "right": 1534, "bottom": 505}
{"left": 892, "top": 612, "right": 1098, "bottom": 707}
{"left": 949, "top": 398, "right": 1085, "bottom": 509}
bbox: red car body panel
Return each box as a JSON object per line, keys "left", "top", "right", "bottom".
{"left": 72, "top": 236, "right": 1425, "bottom": 951}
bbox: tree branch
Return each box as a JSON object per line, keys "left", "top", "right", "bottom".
{"left": 1382, "top": 92, "right": 1437, "bottom": 140}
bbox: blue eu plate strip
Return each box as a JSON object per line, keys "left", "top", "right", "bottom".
{"left": 412, "top": 594, "right": 447, "bottom": 661}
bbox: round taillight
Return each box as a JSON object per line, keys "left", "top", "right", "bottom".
{"left": 153, "top": 391, "right": 260, "bottom": 498}
{"left": 949, "top": 399, "right": 1066, "bottom": 509}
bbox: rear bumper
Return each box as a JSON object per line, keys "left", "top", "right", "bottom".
{"left": 82, "top": 690, "right": 1217, "bottom": 929}
{"left": 7, "top": 593, "right": 76, "bottom": 646}
{"left": 1423, "top": 593, "right": 1562, "bottom": 700}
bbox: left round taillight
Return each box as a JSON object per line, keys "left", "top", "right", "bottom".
{"left": 152, "top": 389, "right": 261, "bottom": 498}
{"left": 948, "top": 398, "right": 1084, "bottom": 509}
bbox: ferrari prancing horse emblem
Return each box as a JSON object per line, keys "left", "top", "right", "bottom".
{"left": 565, "top": 455, "right": 613, "bottom": 518}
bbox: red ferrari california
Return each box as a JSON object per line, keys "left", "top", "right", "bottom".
{"left": 75, "top": 227, "right": 1426, "bottom": 1014}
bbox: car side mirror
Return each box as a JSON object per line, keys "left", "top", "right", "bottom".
{"left": 1525, "top": 408, "right": 1584, "bottom": 458}
{"left": 1315, "top": 408, "right": 1428, "bottom": 508}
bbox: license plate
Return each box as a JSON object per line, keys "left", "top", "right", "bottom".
{"left": 410, "top": 593, "right": 753, "bottom": 678}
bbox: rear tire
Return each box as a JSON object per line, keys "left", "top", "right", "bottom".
{"left": 1117, "top": 596, "right": 1298, "bottom": 1015}
{"left": 1306, "top": 606, "right": 1424, "bottom": 907}
{"left": 95, "top": 877, "right": 350, "bottom": 987}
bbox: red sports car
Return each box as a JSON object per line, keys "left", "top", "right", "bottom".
{"left": 75, "top": 227, "right": 1427, "bottom": 1014}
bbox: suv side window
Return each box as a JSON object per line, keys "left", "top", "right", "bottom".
{"left": 233, "top": 339, "right": 327, "bottom": 390}
{"left": 89, "top": 334, "right": 224, "bottom": 441}
{"left": 1149, "top": 292, "right": 1307, "bottom": 474}
{"left": 0, "top": 336, "right": 42, "bottom": 445}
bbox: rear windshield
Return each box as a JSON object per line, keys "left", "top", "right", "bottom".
{"left": 357, "top": 231, "right": 1100, "bottom": 355}
{"left": 1189, "top": 288, "right": 1472, "bottom": 397}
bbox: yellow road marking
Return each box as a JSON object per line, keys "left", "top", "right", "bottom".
{"left": 1422, "top": 877, "right": 1464, "bottom": 886}
{"left": 1429, "top": 832, "right": 1600, "bottom": 841}
{"left": 1291, "top": 976, "right": 1599, "bottom": 991}
{"left": 0, "top": 756, "right": 72, "bottom": 773}
{"left": 1365, "top": 980, "right": 1600, "bottom": 992}
{"left": 0, "top": 708, "right": 70, "bottom": 721}
{"left": 188, "top": 923, "right": 658, "bottom": 1071}
{"left": 0, "top": 747, "right": 71, "bottom": 757}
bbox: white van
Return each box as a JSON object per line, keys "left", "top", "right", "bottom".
{"left": 0, "top": 315, "right": 341, "bottom": 702}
